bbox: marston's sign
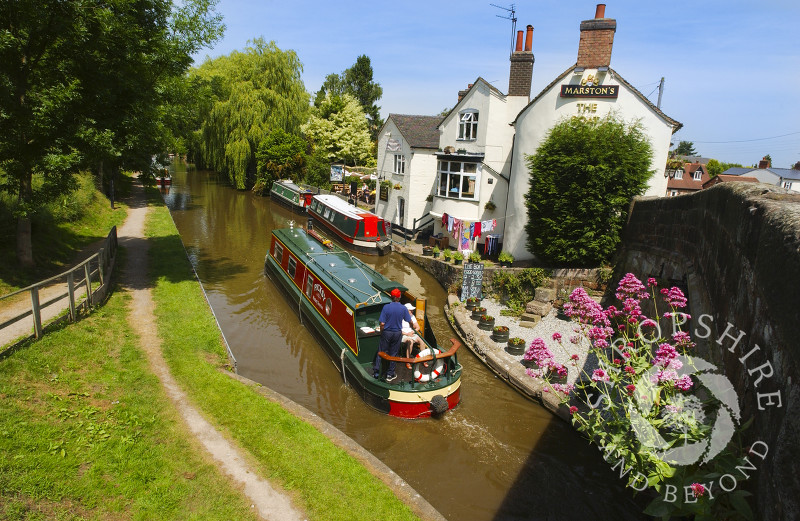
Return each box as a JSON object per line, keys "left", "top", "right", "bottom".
{"left": 560, "top": 84, "right": 619, "bottom": 98}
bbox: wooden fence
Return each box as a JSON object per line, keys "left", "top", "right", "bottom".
{"left": 0, "top": 227, "right": 118, "bottom": 353}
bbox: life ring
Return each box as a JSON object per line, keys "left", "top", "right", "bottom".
{"left": 413, "top": 348, "right": 446, "bottom": 382}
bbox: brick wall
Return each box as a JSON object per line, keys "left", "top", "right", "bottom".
{"left": 576, "top": 19, "right": 616, "bottom": 68}
{"left": 508, "top": 51, "right": 534, "bottom": 98}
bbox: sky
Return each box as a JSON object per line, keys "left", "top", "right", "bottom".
{"left": 193, "top": 0, "right": 800, "bottom": 169}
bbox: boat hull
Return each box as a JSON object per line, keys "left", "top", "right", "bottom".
{"left": 309, "top": 213, "right": 392, "bottom": 255}
{"left": 264, "top": 244, "right": 459, "bottom": 418}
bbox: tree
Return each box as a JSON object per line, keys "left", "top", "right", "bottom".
{"left": 674, "top": 140, "right": 697, "bottom": 156}
{"left": 314, "top": 55, "right": 383, "bottom": 138}
{"left": 192, "top": 38, "right": 310, "bottom": 189}
{"left": 706, "top": 158, "right": 723, "bottom": 177}
{"left": 0, "top": 0, "right": 224, "bottom": 266}
{"left": 313, "top": 73, "right": 346, "bottom": 106}
{"left": 302, "top": 93, "right": 374, "bottom": 167}
{"left": 525, "top": 114, "right": 653, "bottom": 266}
{"left": 254, "top": 128, "right": 306, "bottom": 194}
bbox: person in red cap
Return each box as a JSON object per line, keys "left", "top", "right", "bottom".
{"left": 373, "top": 288, "right": 418, "bottom": 382}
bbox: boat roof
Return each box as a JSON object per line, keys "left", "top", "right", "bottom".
{"left": 273, "top": 227, "right": 405, "bottom": 308}
{"left": 274, "top": 180, "right": 312, "bottom": 193}
{"left": 313, "top": 194, "right": 382, "bottom": 221}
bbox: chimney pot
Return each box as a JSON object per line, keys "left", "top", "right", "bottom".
{"left": 595, "top": 3, "right": 606, "bottom": 18}
{"left": 515, "top": 30, "right": 524, "bottom": 52}
{"left": 524, "top": 25, "right": 533, "bottom": 51}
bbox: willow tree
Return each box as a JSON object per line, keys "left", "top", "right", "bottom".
{"left": 302, "top": 93, "right": 374, "bottom": 167}
{"left": 193, "top": 39, "right": 309, "bottom": 189}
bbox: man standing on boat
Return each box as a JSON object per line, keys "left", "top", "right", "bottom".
{"left": 373, "top": 288, "right": 418, "bottom": 382}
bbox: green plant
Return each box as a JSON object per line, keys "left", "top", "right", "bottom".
{"left": 393, "top": 183, "right": 402, "bottom": 190}
{"left": 432, "top": 246, "right": 440, "bottom": 254}
{"left": 452, "top": 251, "right": 464, "bottom": 261}
{"left": 498, "top": 250, "right": 514, "bottom": 264}
{"left": 466, "top": 296, "right": 480, "bottom": 305}
{"left": 596, "top": 264, "right": 614, "bottom": 286}
{"left": 426, "top": 194, "right": 433, "bottom": 202}
{"left": 443, "top": 249, "right": 452, "bottom": 260}
{"left": 493, "top": 325, "right": 508, "bottom": 333}
{"left": 484, "top": 200, "right": 496, "bottom": 211}
{"left": 508, "top": 337, "right": 525, "bottom": 346}
{"left": 480, "top": 314, "right": 494, "bottom": 321}
{"left": 380, "top": 180, "right": 392, "bottom": 189}
{"left": 491, "top": 268, "right": 549, "bottom": 315}
{"left": 468, "top": 251, "right": 481, "bottom": 263}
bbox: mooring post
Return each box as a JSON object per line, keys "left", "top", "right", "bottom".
{"left": 30, "top": 286, "right": 42, "bottom": 338}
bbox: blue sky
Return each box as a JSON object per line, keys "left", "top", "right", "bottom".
{"left": 194, "top": 0, "right": 800, "bottom": 169}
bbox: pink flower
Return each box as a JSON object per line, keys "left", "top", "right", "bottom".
{"left": 663, "top": 286, "right": 688, "bottom": 308}
{"left": 569, "top": 406, "right": 578, "bottom": 415}
{"left": 552, "top": 332, "right": 562, "bottom": 342}
{"left": 647, "top": 277, "right": 658, "bottom": 287}
{"left": 690, "top": 483, "right": 706, "bottom": 497}
{"left": 624, "top": 366, "right": 635, "bottom": 375}
{"left": 615, "top": 273, "right": 649, "bottom": 301}
{"left": 591, "top": 369, "right": 610, "bottom": 383}
{"left": 625, "top": 384, "right": 636, "bottom": 395}
{"left": 570, "top": 354, "right": 579, "bottom": 361}
{"left": 674, "top": 375, "right": 693, "bottom": 391}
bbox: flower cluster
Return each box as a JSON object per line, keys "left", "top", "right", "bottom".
{"left": 523, "top": 338, "right": 568, "bottom": 380}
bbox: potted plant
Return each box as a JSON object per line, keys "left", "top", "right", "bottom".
{"left": 498, "top": 250, "right": 514, "bottom": 267}
{"left": 443, "top": 249, "right": 452, "bottom": 262}
{"left": 468, "top": 251, "right": 481, "bottom": 263}
{"left": 426, "top": 194, "right": 434, "bottom": 202}
{"left": 422, "top": 245, "right": 433, "bottom": 256}
{"left": 506, "top": 337, "right": 525, "bottom": 355}
{"left": 484, "top": 200, "right": 496, "bottom": 211}
{"left": 465, "top": 296, "right": 481, "bottom": 310}
{"left": 492, "top": 325, "right": 510, "bottom": 343}
{"left": 453, "top": 251, "right": 464, "bottom": 265}
{"left": 478, "top": 314, "right": 495, "bottom": 330}
{"left": 393, "top": 183, "right": 402, "bottom": 190}
{"left": 432, "top": 245, "right": 441, "bottom": 258}
{"left": 471, "top": 306, "right": 487, "bottom": 320}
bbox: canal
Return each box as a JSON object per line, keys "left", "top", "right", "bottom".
{"left": 162, "top": 162, "right": 642, "bottom": 521}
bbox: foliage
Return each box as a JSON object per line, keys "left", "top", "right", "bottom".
{"left": 432, "top": 246, "right": 440, "bottom": 254}
{"left": 491, "top": 268, "right": 549, "bottom": 315}
{"left": 705, "top": 159, "right": 722, "bottom": 178}
{"left": 468, "top": 251, "right": 482, "bottom": 263}
{"left": 508, "top": 337, "right": 525, "bottom": 346}
{"left": 675, "top": 141, "right": 698, "bottom": 156}
{"left": 315, "top": 55, "right": 383, "bottom": 138}
{"left": 302, "top": 93, "right": 375, "bottom": 167}
{"left": 192, "top": 38, "right": 310, "bottom": 189}
{"left": 442, "top": 249, "right": 452, "bottom": 260}
{"left": 498, "top": 251, "right": 514, "bottom": 264}
{"left": 452, "top": 251, "right": 464, "bottom": 261}
{"left": 493, "top": 325, "right": 509, "bottom": 333}
{"left": 254, "top": 128, "right": 306, "bottom": 194}
{"left": 484, "top": 200, "right": 496, "bottom": 211}
{"left": 304, "top": 145, "right": 333, "bottom": 190}
{"left": 535, "top": 274, "right": 755, "bottom": 520}
{"left": 525, "top": 114, "right": 653, "bottom": 265}
{"left": 0, "top": 0, "right": 224, "bottom": 266}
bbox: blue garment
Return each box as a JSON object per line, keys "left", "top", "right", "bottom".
{"left": 373, "top": 330, "right": 402, "bottom": 378}
{"left": 379, "top": 301, "right": 412, "bottom": 332}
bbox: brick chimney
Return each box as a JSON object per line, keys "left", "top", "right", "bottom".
{"left": 508, "top": 25, "right": 534, "bottom": 98}
{"left": 758, "top": 157, "right": 771, "bottom": 169}
{"left": 457, "top": 83, "right": 474, "bottom": 103}
{"left": 576, "top": 4, "right": 616, "bottom": 68}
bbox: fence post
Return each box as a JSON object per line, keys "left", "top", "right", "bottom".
{"left": 97, "top": 248, "right": 105, "bottom": 286}
{"left": 67, "top": 271, "right": 76, "bottom": 322}
{"left": 30, "top": 286, "right": 43, "bottom": 338}
{"left": 84, "top": 263, "right": 93, "bottom": 309}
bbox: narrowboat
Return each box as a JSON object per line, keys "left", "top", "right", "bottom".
{"left": 270, "top": 180, "right": 315, "bottom": 213}
{"left": 264, "top": 224, "right": 462, "bottom": 418}
{"left": 308, "top": 194, "right": 392, "bottom": 255}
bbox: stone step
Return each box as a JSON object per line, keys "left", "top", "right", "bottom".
{"left": 519, "top": 313, "right": 541, "bottom": 328}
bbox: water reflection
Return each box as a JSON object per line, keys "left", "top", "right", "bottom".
{"left": 163, "top": 162, "right": 641, "bottom": 521}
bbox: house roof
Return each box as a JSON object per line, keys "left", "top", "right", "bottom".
{"left": 438, "top": 77, "right": 505, "bottom": 129}
{"left": 721, "top": 166, "right": 800, "bottom": 181}
{"left": 702, "top": 175, "right": 758, "bottom": 189}
{"left": 513, "top": 65, "right": 682, "bottom": 132}
{"left": 385, "top": 114, "right": 444, "bottom": 149}
{"left": 667, "top": 163, "right": 710, "bottom": 191}
{"left": 720, "top": 167, "right": 755, "bottom": 177}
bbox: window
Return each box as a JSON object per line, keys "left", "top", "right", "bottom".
{"left": 783, "top": 181, "right": 793, "bottom": 190}
{"left": 669, "top": 190, "right": 678, "bottom": 197}
{"left": 693, "top": 169, "right": 702, "bottom": 181}
{"left": 288, "top": 257, "right": 296, "bottom": 278}
{"left": 323, "top": 206, "right": 332, "bottom": 220}
{"left": 393, "top": 154, "right": 405, "bottom": 174}
{"left": 458, "top": 110, "right": 478, "bottom": 140}
{"left": 305, "top": 276, "right": 313, "bottom": 298}
{"left": 674, "top": 170, "right": 684, "bottom": 180}
{"left": 436, "top": 161, "right": 479, "bottom": 200}
{"left": 274, "top": 243, "right": 283, "bottom": 263}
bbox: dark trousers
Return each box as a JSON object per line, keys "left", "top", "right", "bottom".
{"left": 373, "top": 330, "right": 402, "bottom": 378}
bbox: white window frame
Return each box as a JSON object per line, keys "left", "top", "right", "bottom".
{"left": 784, "top": 181, "right": 793, "bottom": 190}
{"left": 436, "top": 160, "right": 480, "bottom": 201}
{"left": 693, "top": 169, "right": 702, "bottom": 181}
{"left": 669, "top": 190, "right": 678, "bottom": 197}
{"left": 457, "top": 110, "right": 478, "bottom": 141}
{"left": 393, "top": 154, "right": 405, "bottom": 175}
{"left": 674, "top": 170, "right": 683, "bottom": 180}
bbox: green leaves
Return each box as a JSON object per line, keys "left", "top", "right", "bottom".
{"left": 302, "top": 93, "right": 374, "bottom": 167}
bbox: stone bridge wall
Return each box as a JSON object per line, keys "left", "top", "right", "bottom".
{"left": 615, "top": 183, "right": 800, "bottom": 520}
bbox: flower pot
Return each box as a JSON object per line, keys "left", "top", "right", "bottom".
{"left": 465, "top": 298, "right": 480, "bottom": 310}
{"left": 433, "top": 252, "right": 440, "bottom": 258}
{"left": 471, "top": 308, "right": 487, "bottom": 320}
{"left": 506, "top": 341, "right": 525, "bottom": 355}
{"left": 521, "top": 358, "right": 537, "bottom": 368}
{"left": 478, "top": 317, "right": 495, "bottom": 330}
{"left": 454, "top": 259, "right": 462, "bottom": 265}
{"left": 422, "top": 246, "right": 433, "bottom": 256}
{"left": 492, "top": 330, "right": 510, "bottom": 343}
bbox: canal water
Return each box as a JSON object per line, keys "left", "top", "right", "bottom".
{"left": 162, "top": 163, "right": 642, "bottom": 521}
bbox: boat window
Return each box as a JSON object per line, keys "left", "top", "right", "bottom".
{"left": 274, "top": 242, "right": 283, "bottom": 263}
{"left": 288, "top": 257, "right": 296, "bottom": 278}
{"left": 305, "top": 276, "right": 313, "bottom": 297}
{"left": 325, "top": 298, "right": 332, "bottom": 316}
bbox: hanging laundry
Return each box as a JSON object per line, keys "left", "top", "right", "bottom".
{"left": 469, "top": 222, "right": 475, "bottom": 240}
{"left": 453, "top": 218, "right": 463, "bottom": 243}
{"left": 474, "top": 221, "right": 481, "bottom": 239}
{"left": 460, "top": 223, "right": 470, "bottom": 251}
{"left": 441, "top": 213, "right": 448, "bottom": 228}
{"left": 447, "top": 215, "right": 454, "bottom": 232}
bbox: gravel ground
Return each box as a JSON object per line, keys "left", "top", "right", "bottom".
{"left": 479, "top": 297, "right": 599, "bottom": 385}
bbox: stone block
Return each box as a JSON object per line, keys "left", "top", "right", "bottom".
{"left": 519, "top": 313, "right": 541, "bottom": 328}
{"left": 525, "top": 301, "right": 551, "bottom": 316}
{"left": 534, "top": 287, "right": 556, "bottom": 302}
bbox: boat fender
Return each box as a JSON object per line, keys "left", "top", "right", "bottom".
{"left": 413, "top": 348, "right": 445, "bottom": 382}
{"left": 340, "top": 348, "right": 347, "bottom": 386}
{"left": 430, "top": 395, "right": 449, "bottom": 415}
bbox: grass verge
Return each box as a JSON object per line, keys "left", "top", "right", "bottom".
{"left": 145, "top": 188, "right": 420, "bottom": 521}
{"left": 0, "top": 259, "right": 259, "bottom": 520}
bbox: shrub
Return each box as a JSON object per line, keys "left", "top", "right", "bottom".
{"left": 491, "top": 268, "right": 549, "bottom": 315}
{"left": 498, "top": 251, "right": 514, "bottom": 264}
{"left": 468, "top": 251, "right": 481, "bottom": 263}
{"left": 452, "top": 251, "right": 464, "bottom": 261}
{"left": 442, "top": 249, "right": 452, "bottom": 260}
{"left": 432, "top": 246, "right": 440, "bottom": 254}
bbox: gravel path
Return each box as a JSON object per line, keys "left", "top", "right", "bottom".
{"left": 479, "top": 297, "right": 598, "bottom": 385}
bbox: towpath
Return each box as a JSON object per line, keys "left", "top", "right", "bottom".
{"left": 118, "top": 182, "right": 305, "bottom": 521}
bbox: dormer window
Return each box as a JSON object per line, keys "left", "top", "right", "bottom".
{"left": 674, "top": 169, "right": 683, "bottom": 180}
{"left": 458, "top": 110, "right": 478, "bottom": 140}
{"left": 693, "top": 169, "right": 702, "bottom": 181}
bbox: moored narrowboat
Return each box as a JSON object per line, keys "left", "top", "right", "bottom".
{"left": 270, "top": 180, "right": 315, "bottom": 213}
{"left": 264, "top": 225, "right": 462, "bottom": 418}
{"left": 308, "top": 194, "right": 391, "bottom": 255}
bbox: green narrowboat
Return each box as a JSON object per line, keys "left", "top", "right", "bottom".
{"left": 265, "top": 224, "right": 462, "bottom": 418}
{"left": 271, "top": 180, "right": 315, "bottom": 213}
{"left": 308, "top": 194, "right": 392, "bottom": 255}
